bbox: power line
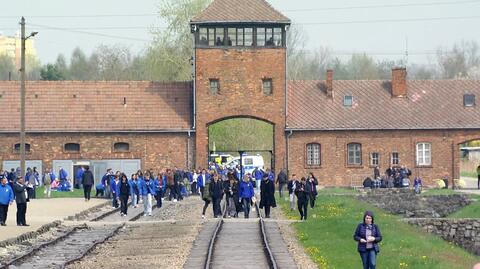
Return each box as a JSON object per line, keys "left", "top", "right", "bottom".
{"left": 28, "top": 23, "right": 151, "bottom": 42}
{"left": 284, "top": 0, "right": 480, "bottom": 12}
{"left": 0, "top": 0, "right": 478, "bottom": 19}
{"left": 298, "top": 15, "right": 480, "bottom": 25}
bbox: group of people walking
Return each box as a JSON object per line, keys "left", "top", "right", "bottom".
{"left": 282, "top": 172, "right": 319, "bottom": 221}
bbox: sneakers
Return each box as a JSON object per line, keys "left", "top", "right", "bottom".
{"left": 144, "top": 213, "right": 147, "bottom": 217}
{"left": 173, "top": 199, "right": 178, "bottom": 203}
{"left": 148, "top": 213, "right": 152, "bottom": 216}
{"left": 202, "top": 215, "right": 205, "bottom": 219}
{"left": 0, "top": 223, "right": 6, "bottom": 226}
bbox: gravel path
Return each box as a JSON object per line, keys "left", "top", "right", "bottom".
{"left": 67, "top": 196, "right": 206, "bottom": 269}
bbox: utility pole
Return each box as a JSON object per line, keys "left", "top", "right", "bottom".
{"left": 20, "top": 17, "right": 26, "bottom": 179}
{"left": 19, "top": 17, "right": 37, "bottom": 178}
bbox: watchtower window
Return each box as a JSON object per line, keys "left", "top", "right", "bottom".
{"left": 208, "top": 28, "right": 215, "bottom": 46}
{"left": 245, "top": 28, "right": 253, "bottom": 46}
{"left": 227, "top": 28, "right": 236, "bottom": 46}
{"left": 215, "top": 27, "right": 224, "bottom": 46}
{"left": 257, "top": 27, "right": 266, "bottom": 46}
{"left": 199, "top": 28, "right": 208, "bottom": 46}
{"left": 273, "top": 28, "right": 282, "bottom": 46}
{"left": 237, "top": 28, "right": 244, "bottom": 46}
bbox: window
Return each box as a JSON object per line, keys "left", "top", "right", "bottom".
{"left": 391, "top": 152, "right": 399, "bottom": 165}
{"left": 227, "top": 28, "right": 236, "bottom": 46}
{"left": 208, "top": 28, "right": 215, "bottom": 46}
{"left": 209, "top": 79, "right": 219, "bottom": 95}
{"left": 215, "top": 27, "right": 224, "bottom": 46}
{"left": 347, "top": 143, "right": 362, "bottom": 165}
{"left": 114, "top": 142, "right": 130, "bottom": 152}
{"left": 273, "top": 27, "right": 282, "bottom": 46}
{"left": 306, "top": 143, "right": 321, "bottom": 166}
{"left": 14, "top": 143, "right": 31, "bottom": 153}
{"left": 344, "top": 95, "right": 353, "bottom": 107}
{"left": 199, "top": 27, "right": 208, "bottom": 46}
{"left": 64, "top": 143, "right": 80, "bottom": 153}
{"left": 416, "top": 143, "right": 431, "bottom": 166}
{"left": 256, "top": 27, "right": 265, "bottom": 46}
{"left": 263, "top": 79, "right": 272, "bottom": 95}
{"left": 244, "top": 28, "right": 253, "bottom": 46}
{"left": 370, "top": 152, "right": 379, "bottom": 166}
{"left": 237, "top": 28, "right": 244, "bottom": 46}
{"left": 464, "top": 94, "right": 475, "bottom": 107}
{"left": 265, "top": 28, "right": 274, "bottom": 46}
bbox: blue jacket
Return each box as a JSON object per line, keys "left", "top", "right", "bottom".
{"left": 0, "top": 184, "right": 14, "bottom": 205}
{"left": 239, "top": 181, "right": 254, "bottom": 199}
{"left": 128, "top": 179, "right": 139, "bottom": 196}
{"left": 110, "top": 179, "right": 120, "bottom": 198}
{"left": 253, "top": 169, "right": 264, "bottom": 181}
{"left": 267, "top": 171, "right": 274, "bottom": 182}
{"left": 95, "top": 183, "right": 105, "bottom": 190}
{"left": 354, "top": 223, "right": 382, "bottom": 253}
{"left": 59, "top": 168, "right": 68, "bottom": 180}
{"left": 140, "top": 179, "right": 155, "bottom": 196}
{"left": 153, "top": 178, "right": 162, "bottom": 193}
{"left": 197, "top": 173, "right": 211, "bottom": 188}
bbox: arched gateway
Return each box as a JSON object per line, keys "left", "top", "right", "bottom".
{"left": 190, "top": 0, "right": 291, "bottom": 171}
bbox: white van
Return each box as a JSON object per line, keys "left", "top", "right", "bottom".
{"left": 226, "top": 155, "right": 264, "bottom": 175}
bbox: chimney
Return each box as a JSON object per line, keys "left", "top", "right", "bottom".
{"left": 326, "top": 69, "right": 333, "bottom": 98}
{"left": 391, "top": 67, "right": 407, "bottom": 97}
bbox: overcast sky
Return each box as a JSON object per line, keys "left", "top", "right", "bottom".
{"left": 0, "top": 0, "right": 479, "bottom": 65}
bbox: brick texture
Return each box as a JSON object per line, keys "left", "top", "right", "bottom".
{"left": 194, "top": 48, "right": 286, "bottom": 171}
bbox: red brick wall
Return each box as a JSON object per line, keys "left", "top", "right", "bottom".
{"left": 194, "top": 48, "right": 286, "bottom": 170}
{"left": 0, "top": 133, "right": 192, "bottom": 171}
{"left": 287, "top": 129, "right": 480, "bottom": 186}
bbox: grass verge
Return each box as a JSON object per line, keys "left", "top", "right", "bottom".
{"left": 277, "top": 194, "right": 478, "bottom": 269}
{"left": 35, "top": 186, "right": 85, "bottom": 199}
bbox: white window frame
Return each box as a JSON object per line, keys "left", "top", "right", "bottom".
{"left": 391, "top": 152, "right": 399, "bottom": 165}
{"left": 347, "top": 143, "right": 362, "bottom": 165}
{"left": 416, "top": 143, "right": 432, "bottom": 166}
{"left": 306, "top": 143, "right": 321, "bottom": 166}
{"left": 370, "top": 152, "right": 379, "bottom": 166}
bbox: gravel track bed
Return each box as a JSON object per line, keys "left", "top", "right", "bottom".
{"left": 270, "top": 200, "right": 318, "bottom": 269}
{"left": 66, "top": 196, "right": 206, "bottom": 269}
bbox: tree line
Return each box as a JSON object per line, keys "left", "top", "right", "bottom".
{"left": 0, "top": 0, "right": 479, "bottom": 81}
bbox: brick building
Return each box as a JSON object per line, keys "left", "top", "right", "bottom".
{"left": 1, "top": 0, "right": 479, "bottom": 185}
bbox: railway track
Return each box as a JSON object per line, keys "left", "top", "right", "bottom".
{"left": 0, "top": 201, "right": 154, "bottom": 269}
{"left": 185, "top": 199, "right": 296, "bottom": 269}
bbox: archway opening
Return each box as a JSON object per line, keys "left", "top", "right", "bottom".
{"left": 459, "top": 139, "right": 480, "bottom": 189}
{"left": 208, "top": 117, "right": 274, "bottom": 177}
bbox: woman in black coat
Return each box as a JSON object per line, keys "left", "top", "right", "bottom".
{"left": 259, "top": 174, "right": 276, "bottom": 218}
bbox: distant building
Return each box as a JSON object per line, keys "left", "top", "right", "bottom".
{"left": 0, "top": 33, "right": 37, "bottom": 68}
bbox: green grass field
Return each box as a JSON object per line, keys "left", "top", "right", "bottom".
{"left": 278, "top": 194, "right": 478, "bottom": 269}
{"left": 34, "top": 186, "right": 85, "bottom": 199}
{"left": 461, "top": 171, "right": 478, "bottom": 178}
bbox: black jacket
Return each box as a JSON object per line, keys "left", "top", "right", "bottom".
{"left": 82, "top": 170, "right": 94, "bottom": 186}
{"left": 13, "top": 183, "right": 27, "bottom": 204}
{"left": 306, "top": 178, "right": 318, "bottom": 196}
{"left": 259, "top": 179, "right": 276, "bottom": 208}
{"left": 277, "top": 170, "right": 287, "bottom": 184}
{"left": 209, "top": 180, "right": 224, "bottom": 199}
{"left": 119, "top": 181, "right": 130, "bottom": 196}
{"left": 295, "top": 181, "right": 309, "bottom": 201}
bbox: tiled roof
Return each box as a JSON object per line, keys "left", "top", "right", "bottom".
{"left": 287, "top": 80, "right": 480, "bottom": 130}
{"left": 0, "top": 81, "right": 192, "bottom": 132}
{"left": 191, "top": 0, "right": 290, "bottom": 24}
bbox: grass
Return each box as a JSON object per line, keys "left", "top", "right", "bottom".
{"left": 449, "top": 197, "right": 480, "bottom": 218}
{"left": 278, "top": 194, "right": 478, "bottom": 269}
{"left": 35, "top": 186, "right": 85, "bottom": 199}
{"left": 461, "top": 171, "right": 478, "bottom": 178}
{"left": 318, "top": 187, "right": 357, "bottom": 195}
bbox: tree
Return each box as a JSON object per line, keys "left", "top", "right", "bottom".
{"left": 0, "top": 54, "right": 17, "bottom": 81}
{"left": 94, "top": 44, "right": 133, "bottom": 80}
{"left": 70, "top": 48, "right": 92, "bottom": 80}
{"left": 145, "top": 0, "right": 211, "bottom": 81}
{"left": 437, "top": 40, "right": 480, "bottom": 78}
{"left": 40, "top": 64, "right": 65, "bottom": 81}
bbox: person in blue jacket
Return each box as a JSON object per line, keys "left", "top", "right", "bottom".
{"left": 252, "top": 167, "right": 264, "bottom": 192}
{"left": 354, "top": 211, "right": 383, "bottom": 269}
{"left": 110, "top": 174, "right": 120, "bottom": 208}
{"left": 0, "top": 175, "right": 14, "bottom": 226}
{"left": 129, "top": 174, "right": 140, "bottom": 208}
{"left": 239, "top": 174, "right": 255, "bottom": 218}
{"left": 141, "top": 172, "right": 155, "bottom": 216}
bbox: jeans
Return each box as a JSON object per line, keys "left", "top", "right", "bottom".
{"left": 16, "top": 203, "right": 27, "bottom": 225}
{"left": 83, "top": 185, "right": 92, "bottom": 200}
{"left": 202, "top": 199, "right": 210, "bottom": 215}
{"left": 120, "top": 194, "right": 128, "bottom": 215}
{"left": 212, "top": 197, "right": 222, "bottom": 217}
{"left": 131, "top": 192, "right": 138, "bottom": 207}
{"left": 0, "top": 204, "right": 8, "bottom": 224}
{"left": 155, "top": 190, "right": 162, "bottom": 208}
{"left": 278, "top": 183, "right": 285, "bottom": 197}
{"left": 143, "top": 194, "right": 152, "bottom": 215}
{"left": 289, "top": 193, "right": 296, "bottom": 210}
{"left": 44, "top": 185, "right": 51, "bottom": 198}
{"left": 360, "top": 249, "right": 377, "bottom": 269}
{"left": 298, "top": 198, "right": 308, "bottom": 220}
{"left": 242, "top": 198, "right": 251, "bottom": 218}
